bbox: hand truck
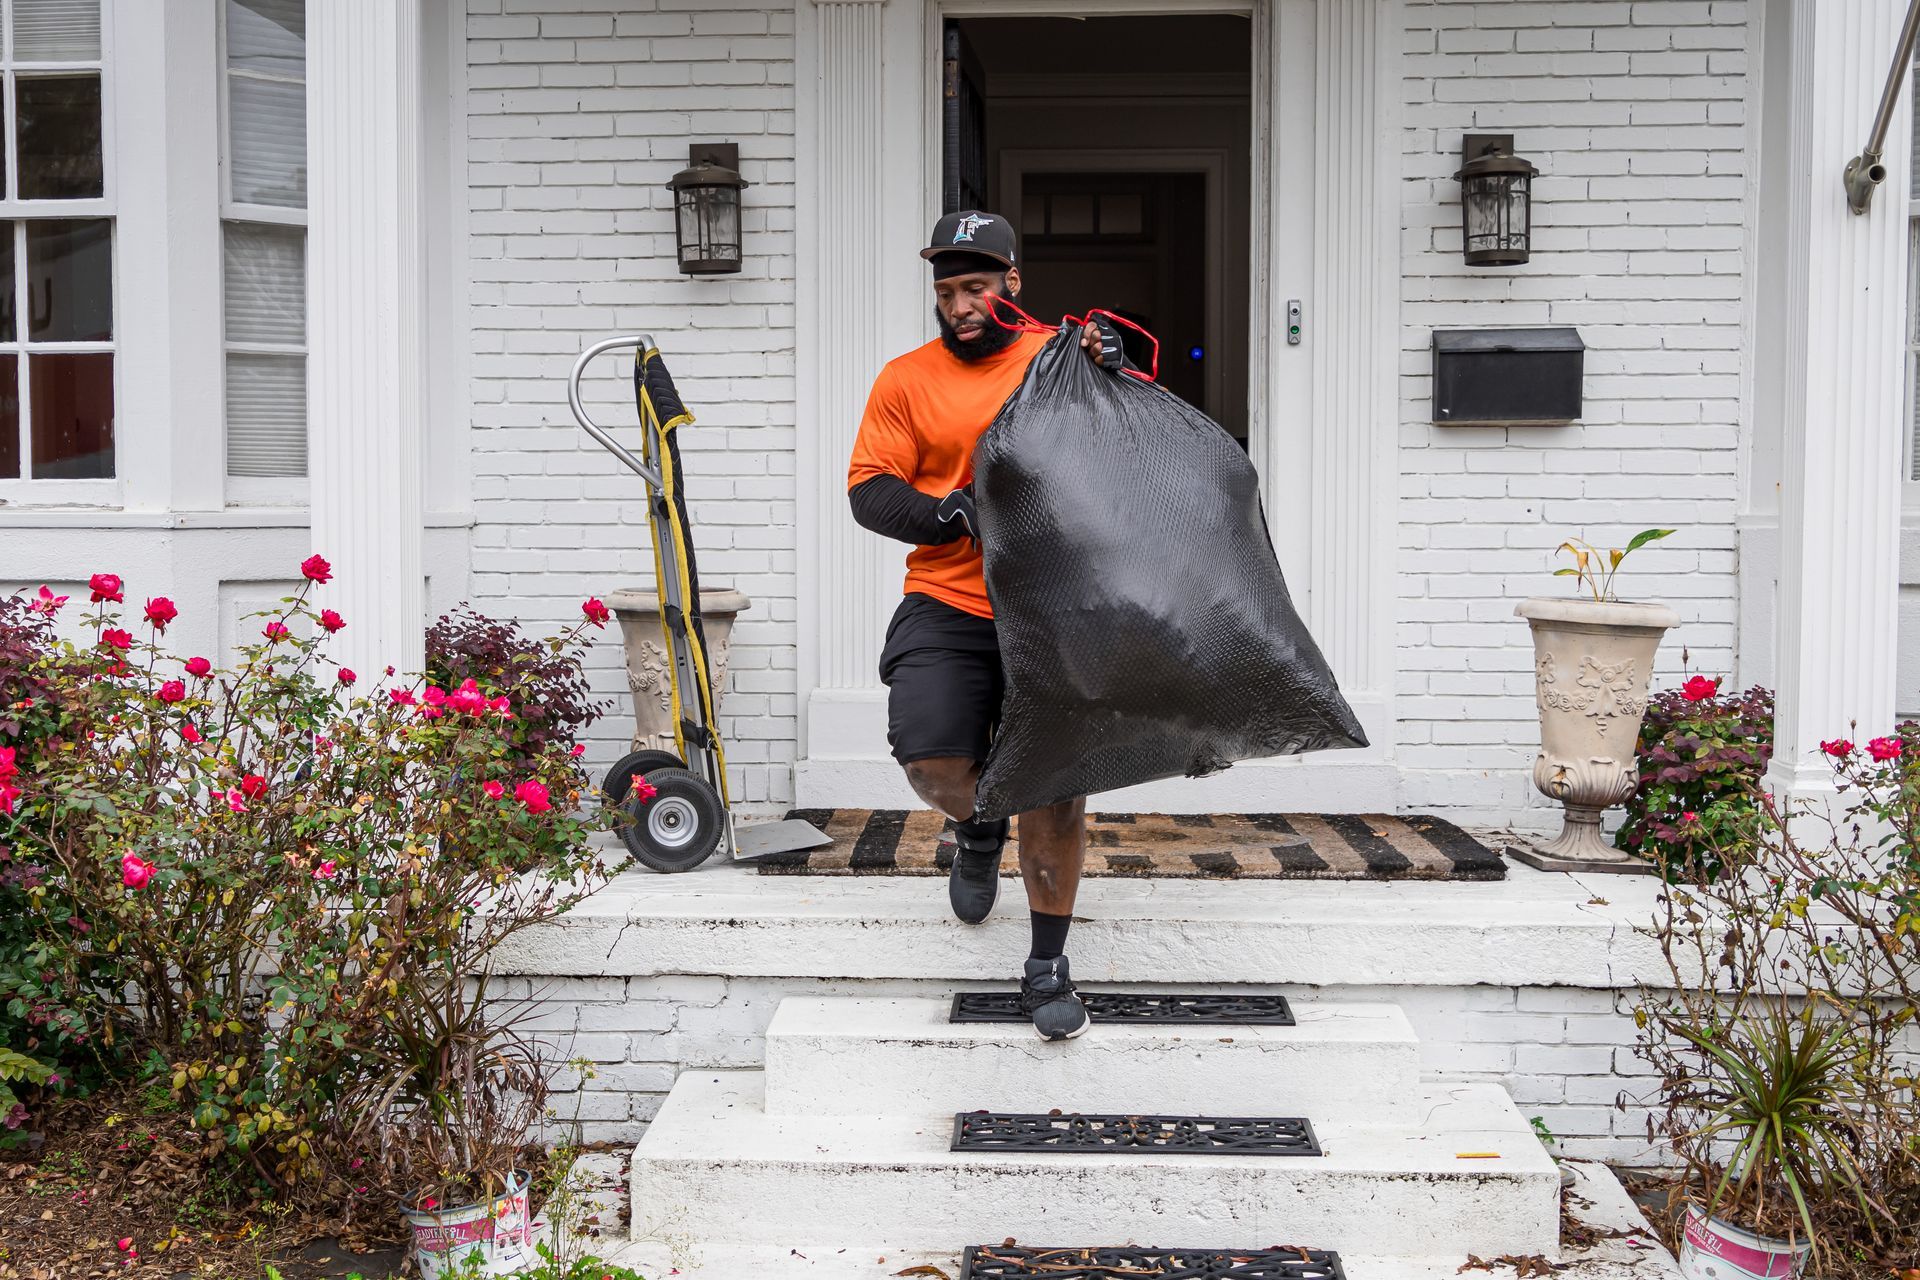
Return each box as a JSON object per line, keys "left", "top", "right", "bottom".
{"left": 568, "top": 335, "right": 831, "bottom": 873}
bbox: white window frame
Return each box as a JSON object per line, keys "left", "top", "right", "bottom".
{"left": 218, "top": 0, "right": 307, "bottom": 506}
{"left": 0, "top": 0, "right": 116, "bottom": 506}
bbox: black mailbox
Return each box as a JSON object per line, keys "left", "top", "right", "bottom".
{"left": 1431, "top": 327, "right": 1584, "bottom": 425}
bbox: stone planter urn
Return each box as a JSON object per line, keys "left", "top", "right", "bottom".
{"left": 1513, "top": 596, "right": 1679, "bottom": 873}
{"left": 607, "top": 587, "right": 749, "bottom": 756}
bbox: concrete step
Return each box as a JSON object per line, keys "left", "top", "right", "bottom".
{"left": 628, "top": 1071, "right": 1560, "bottom": 1259}
{"left": 763, "top": 996, "right": 1421, "bottom": 1123}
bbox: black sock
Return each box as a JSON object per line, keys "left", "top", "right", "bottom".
{"left": 1029, "top": 910, "right": 1072, "bottom": 962}
{"left": 955, "top": 814, "right": 1008, "bottom": 851}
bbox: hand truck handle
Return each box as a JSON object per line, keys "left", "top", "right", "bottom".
{"left": 568, "top": 334, "right": 664, "bottom": 488}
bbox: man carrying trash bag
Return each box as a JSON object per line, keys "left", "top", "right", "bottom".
{"left": 847, "top": 210, "right": 1368, "bottom": 1044}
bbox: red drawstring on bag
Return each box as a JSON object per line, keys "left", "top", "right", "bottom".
{"left": 980, "top": 293, "right": 1160, "bottom": 384}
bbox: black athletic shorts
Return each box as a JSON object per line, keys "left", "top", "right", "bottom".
{"left": 877, "top": 592, "right": 1003, "bottom": 765}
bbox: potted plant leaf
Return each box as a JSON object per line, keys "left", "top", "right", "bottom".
{"left": 1512, "top": 529, "right": 1678, "bottom": 872}
{"left": 1666, "top": 1001, "right": 1870, "bottom": 1279}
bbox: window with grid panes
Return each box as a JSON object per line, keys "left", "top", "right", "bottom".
{"left": 0, "top": 0, "right": 111, "bottom": 481}
{"left": 221, "top": 0, "right": 306, "bottom": 481}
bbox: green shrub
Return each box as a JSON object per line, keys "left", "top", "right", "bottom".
{"left": 2, "top": 564, "right": 618, "bottom": 1192}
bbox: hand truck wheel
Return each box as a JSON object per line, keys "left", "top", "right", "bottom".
{"left": 602, "top": 748, "right": 685, "bottom": 806}
{"left": 619, "top": 767, "right": 726, "bottom": 873}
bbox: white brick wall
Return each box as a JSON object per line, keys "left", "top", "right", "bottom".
{"left": 463, "top": 0, "right": 800, "bottom": 806}
{"left": 1396, "top": 0, "right": 1748, "bottom": 822}
{"left": 517, "top": 972, "right": 1660, "bottom": 1163}
{"left": 460, "top": 0, "right": 1753, "bottom": 824}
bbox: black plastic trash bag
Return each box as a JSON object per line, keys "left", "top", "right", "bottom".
{"left": 971, "top": 322, "right": 1368, "bottom": 821}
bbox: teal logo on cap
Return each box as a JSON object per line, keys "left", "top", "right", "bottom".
{"left": 953, "top": 213, "right": 993, "bottom": 243}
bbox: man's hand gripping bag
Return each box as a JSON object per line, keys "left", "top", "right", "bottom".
{"left": 971, "top": 324, "right": 1368, "bottom": 821}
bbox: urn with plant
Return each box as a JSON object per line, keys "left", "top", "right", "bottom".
{"left": 1513, "top": 529, "right": 1678, "bottom": 871}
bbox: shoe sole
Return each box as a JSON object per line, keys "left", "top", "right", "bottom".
{"left": 1033, "top": 1010, "right": 1091, "bottom": 1041}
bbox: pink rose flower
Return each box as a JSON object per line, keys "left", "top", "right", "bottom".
{"left": 100, "top": 628, "right": 133, "bottom": 651}
{"left": 338, "top": 668, "right": 356, "bottom": 686}
{"left": 389, "top": 688, "right": 416, "bottom": 706}
{"left": 157, "top": 680, "right": 186, "bottom": 704}
{"left": 221, "top": 790, "right": 247, "bottom": 814}
{"left": 1682, "top": 810, "right": 1698, "bottom": 823}
{"left": 514, "top": 779, "right": 552, "bottom": 814}
{"left": 570, "top": 743, "right": 586, "bottom": 758}
{"left": 422, "top": 686, "right": 446, "bottom": 707}
{"left": 184, "top": 656, "right": 212, "bottom": 678}
{"left": 29, "top": 585, "right": 68, "bottom": 615}
{"left": 239, "top": 774, "right": 268, "bottom": 801}
{"left": 121, "top": 854, "right": 154, "bottom": 890}
{"left": 143, "top": 597, "right": 178, "bottom": 631}
{"left": 312, "top": 860, "right": 337, "bottom": 881}
{"left": 0, "top": 782, "right": 19, "bottom": 816}
{"left": 0, "top": 746, "right": 15, "bottom": 780}
{"left": 263, "top": 620, "right": 290, "bottom": 642}
{"left": 1679, "top": 675, "right": 1720, "bottom": 702}
{"left": 88, "top": 573, "right": 123, "bottom": 604}
{"left": 319, "top": 608, "right": 346, "bottom": 633}
{"left": 448, "top": 679, "right": 487, "bottom": 716}
{"left": 1868, "top": 736, "right": 1903, "bottom": 762}
{"left": 301, "top": 554, "right": 333, "bottom": 584}
{"left": 582, "top": 597, "right": 611, "bottom": 628}
{"left": 1821, "top": 738, "right": 1854, "bottom": 758}
{"left": 181, "top": 723, "right": 202, "bottom": 744}
{"left": 482, "top": 780, "right": 506, "bottom": 800}
{"left": 488, "top": 695, "right": 513, "bottom": 717}
{"left": 631, "top": 777, "right": 657, "bottom": 804}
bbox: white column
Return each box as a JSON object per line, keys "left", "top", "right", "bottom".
{"left": 112, "top": 1, "right": 223, "bottom": 514}
{"left": 796, "top": 0, "right": 908, "bottom": 760}
{"left": 306, "top": 2, "right": 426, "bottom": 679}
{"left": 1307, "top": 0, "right": 1401, "bottom": 747}
{"left": 1766, "top": 0, "right": 1911, "bottom": 797}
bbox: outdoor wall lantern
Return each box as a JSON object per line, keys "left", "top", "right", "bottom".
{"left": 668, "top": 142, "right": 750, "bottom": 275}
{"left": 1456, "top": 133, "right": 1537, "bottom": 267}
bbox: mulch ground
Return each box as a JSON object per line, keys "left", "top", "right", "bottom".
{"left": 0, "top": 1086, "right": 411, "bottom": 1279}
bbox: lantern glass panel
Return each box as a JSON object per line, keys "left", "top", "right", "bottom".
{"left": 676, "top": 184, "right": 742, "bottom": 270}
{"left": 1464, "top": 173, "right": 1529, "bottom": 259}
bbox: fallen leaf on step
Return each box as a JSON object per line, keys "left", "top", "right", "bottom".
{"left": 893, "top": 1267, "right": 952, "bottom": 1279}
{"left": 1459, "top": 1257, "right": 1492, "bottom": 1273}
{"left": 1586, "top": 897, "right": 1610, "bottom": 906}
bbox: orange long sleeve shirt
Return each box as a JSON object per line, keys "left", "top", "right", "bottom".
{"left": 846, "top": 331, "right": 1050, "bottom": 619}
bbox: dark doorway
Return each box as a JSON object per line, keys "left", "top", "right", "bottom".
{"left": 944, "top": 14, "right": 1253, "bottom": 440}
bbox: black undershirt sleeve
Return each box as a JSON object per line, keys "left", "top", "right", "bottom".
{"left": 848, "top": 474, "right": 961, "bottom": 547}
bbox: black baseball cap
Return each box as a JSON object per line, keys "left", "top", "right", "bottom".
{"left": 921, "top": 209, "right": 1017, "bottom": 275}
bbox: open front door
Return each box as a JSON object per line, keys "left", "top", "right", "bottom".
{"left": 942, "top": 20, "right": 987, "bottom": 214}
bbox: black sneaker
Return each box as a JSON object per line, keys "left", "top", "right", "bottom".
{"left": 1020, "top": 956, "right": 1090, "bottom": 1041}
{"left": 947, "top": 817, "right": 1006, "bottom": 925}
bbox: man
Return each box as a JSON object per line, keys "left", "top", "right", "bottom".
{"left": 846, "top": 210, "right": 1122, "bottom": 1041}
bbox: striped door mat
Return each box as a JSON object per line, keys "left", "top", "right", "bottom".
{"left": 757, "top": 810, "right": 1504, "bottom": 881}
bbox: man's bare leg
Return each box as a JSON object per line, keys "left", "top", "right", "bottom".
{"left": 904, "top": 757, "right": 1091, "bottom": 1039}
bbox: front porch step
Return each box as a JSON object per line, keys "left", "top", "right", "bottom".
{"left": 763, "top": 996, "right": 1421, "bottom": 1123}
{"left": 628, "top": 1071, "right": 1560, "bottom": 1259}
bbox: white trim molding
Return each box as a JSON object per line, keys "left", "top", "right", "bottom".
{"left": 1307, "top": 0, "right": 1399, "bottom": 757}
{"left": 307, "top": 1, "right": 426, "bottom": 676}
{"left": 1764, "top": 0, "right": 1911, "bottom": 799}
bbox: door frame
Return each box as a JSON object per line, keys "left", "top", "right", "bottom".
{"left": 997, "top": 149, "right": 1232, "bottom": 422}
{"left": 795, "top": 0, "right": 1401, "bottom": 803}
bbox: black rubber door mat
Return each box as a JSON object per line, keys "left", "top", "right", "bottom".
{"left": 950, "top": 992, "right": 1295, "bottom": 1026}
{"left": 951, "top": 1111, "right": 1321, "bottom": 1156}
{"left": 961, "top": 1245, "right": 1346, "bottom": 1278}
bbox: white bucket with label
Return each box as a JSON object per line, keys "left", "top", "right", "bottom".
{"left": 404, "top": 1169, "right": 538, "bottom": 1280}
{"left": 1678, "top": 1206, "right": 1811, "bottom": 1280}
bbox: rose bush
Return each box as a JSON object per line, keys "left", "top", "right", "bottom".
{"left": 1616, "top": 676, "right": 1773, "bottom": 880}
{"left": 0, "top": 567, "right": 619, "bottom": 1194}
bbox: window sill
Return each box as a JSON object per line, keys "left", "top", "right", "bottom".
{"left": 0, "top": 507, "right": 475, "bottom": 530}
